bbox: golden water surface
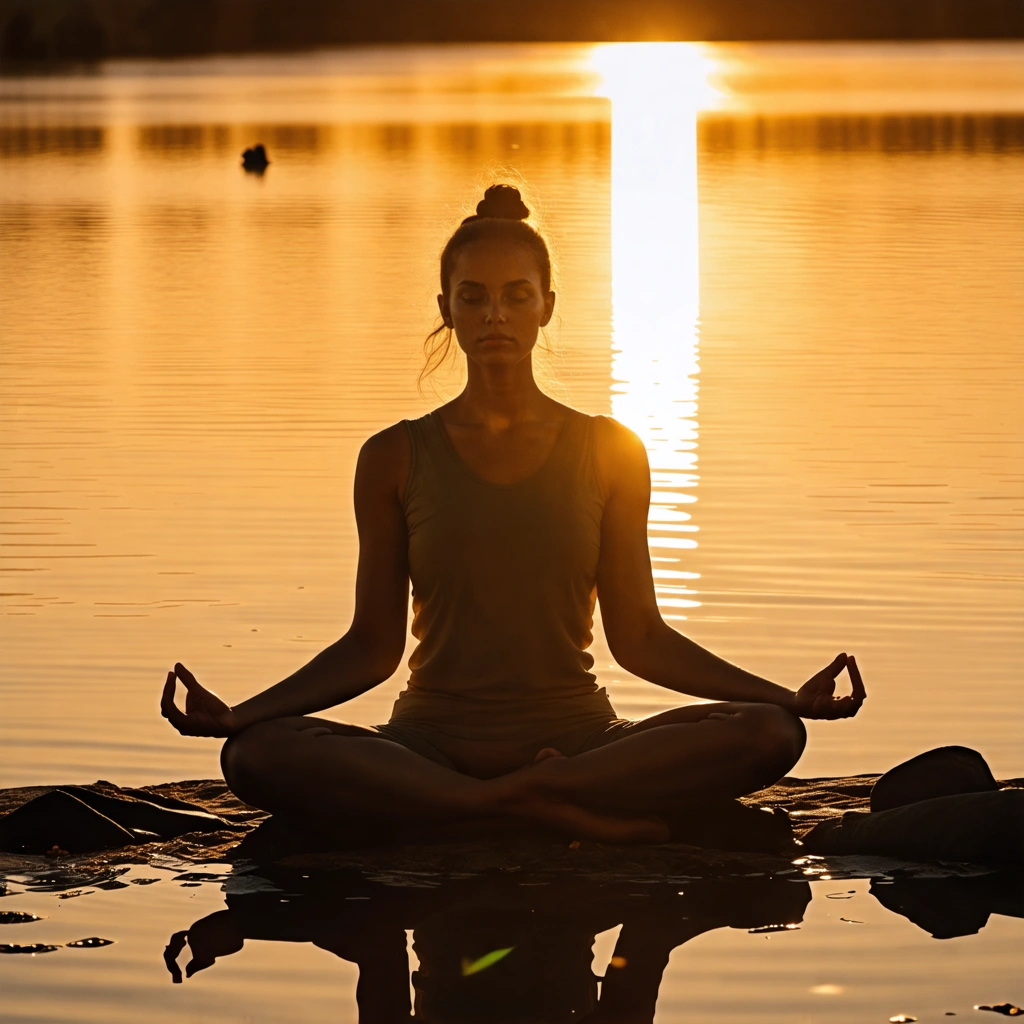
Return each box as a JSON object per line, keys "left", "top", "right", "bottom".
{"left": 2, "top": 43, "right": 1022, "bottom": 787}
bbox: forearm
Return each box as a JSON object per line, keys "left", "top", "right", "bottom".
{"left": 623, "top": 620, "right": 796, "bottom": 709}
{"left": 230, "top": 631, "right": 397, "bottom": 730}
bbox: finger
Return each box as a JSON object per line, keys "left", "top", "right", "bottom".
{"left": 161, "top": 681, "right": 195, "bottom": 735}
{"left": 847, "top": 655, "right": 866, "bottom": 704}
{"left": 160, "top": 672, "right": 177, "bottom": 719}
{"left": 823, "top": 652, "right": 848, "bottom": 678}
{"left": 175, "top": 662, "right": 202, "bottom": 692}
{"left": 163, "top": 930, "right": 188, "bottom": 983}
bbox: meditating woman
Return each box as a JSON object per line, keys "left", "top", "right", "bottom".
{"left": 161, "top": 184, "right": 865, "bottom": 843}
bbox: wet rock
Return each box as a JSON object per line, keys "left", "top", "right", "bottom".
{"left": 242, "top": 144, "right": 269, "bottom": 172}
{"left": 0, "top": 785, "right": 237, "bottom": 855}
{"left": 66, "top": 937, "right": 114, "bottom": 948}
{"left": 0, "top": 911, "right": 42, "bottom": 924}
{"left": 0, "top": 790, "right": 136, "bottom": 854}
{"left": 130, "top": 877, "right": 160, "bottom": 886}
{"left": 976, "top": 1005, "right": 1023, "bottom": 1016}
{"left": 871, "top": 747, "right": 1000, "bottom": 812}
{"left": 57, "top": 785, "right": 235, "bottom": 839}
{"left": 0, "top": 943, "right": 60, "bottom": 954}
{"left": 805, "top": 790, "right": 1024, "bottom": 865}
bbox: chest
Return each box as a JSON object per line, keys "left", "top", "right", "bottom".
{"left": 443, "top": 421, "right": 564, "bottom": 486}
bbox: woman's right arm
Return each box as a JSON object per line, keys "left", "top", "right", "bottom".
{"left": 161, "top": 425, "right": 411, "bottom": 738}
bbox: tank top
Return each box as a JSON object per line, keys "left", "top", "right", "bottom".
{"left": 389, "top": 408, "right": 616, "bottom": 740}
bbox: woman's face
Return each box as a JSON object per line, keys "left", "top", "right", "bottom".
{"left": 439, "top": 239, "right": 555, "bottom": 370}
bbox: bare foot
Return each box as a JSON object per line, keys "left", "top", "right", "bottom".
{"left": 485, "top": 757, "right": 669, "bottom": 844}
{"left": 515, "top": 797, "right": 670, "bottom": 844}
{"left": 534, "top": 747, "right": 564, "bottom": 763}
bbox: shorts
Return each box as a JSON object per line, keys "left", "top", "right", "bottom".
{"left": 373, "top": 715, "right": 646, "bottom": 777}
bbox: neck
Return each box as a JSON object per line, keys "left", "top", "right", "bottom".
{"left": 453, "top": 354, "right": 550, "bottom": 427}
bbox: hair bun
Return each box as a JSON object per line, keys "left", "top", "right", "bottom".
{"left": 473, "top": 184, "right": 530, "bottom": 221}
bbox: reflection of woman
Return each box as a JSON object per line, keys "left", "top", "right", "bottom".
{"left": 166, "top": 876, "right": 813, "bottom": 1023}
{"left": 162, "top": 184, "right": 865, "bottom": 842}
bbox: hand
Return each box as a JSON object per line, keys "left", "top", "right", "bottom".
{"left": 791, "top": 653, "right": 866, "bottom": 720}
{"left": 161, "top": 663, "right": 238, "bottom": 737}
{"left": 164, "top": 912, "right": 244, "bottom": 983}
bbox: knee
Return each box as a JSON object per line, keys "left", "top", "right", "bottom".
{"left": 741, "top": 704, "right": 806, "bottom": 772}
{"left": 220, "top": 718, "right": 295, "bottom": 806}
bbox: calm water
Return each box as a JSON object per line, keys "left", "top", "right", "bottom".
{"left": 1, "top": 39, "right": 1023, "bottom": 1024}
{"left": 1, "top": 43, "right": 1022, "bottom": 790}
{"left": 1, "top": 863, "right": 1022, "bottom": 1023}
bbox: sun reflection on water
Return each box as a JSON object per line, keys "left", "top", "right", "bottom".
{"left": 593, "top": 44, "right": 718, "bottom": 618}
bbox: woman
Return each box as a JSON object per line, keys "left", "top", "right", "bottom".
{"left": 162, "top": 184, "right": 865, "bottom": 844}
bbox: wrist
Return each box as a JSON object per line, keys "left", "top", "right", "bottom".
{"left": 776, "top": 688, "right": 799, "bottom": 714}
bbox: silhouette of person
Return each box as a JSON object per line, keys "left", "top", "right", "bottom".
{"left": 161, "top": 183, "right": 865, "bottom": 843}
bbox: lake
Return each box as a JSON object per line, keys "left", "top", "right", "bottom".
{"left": 1, "top": 39, "right": 1022, "bottom": 1024}
{"left": 3, "top": 42, "right": 1022, "bottom": 787}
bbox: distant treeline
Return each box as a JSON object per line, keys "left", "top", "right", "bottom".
{"left": 1, "top": 0, "right": 1022, "bottom": 61}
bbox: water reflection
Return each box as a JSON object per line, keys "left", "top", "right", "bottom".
{"left": 594, "top": 44, "right": 705, "bottom": 624}
{"left": 166, "top": 872, "right": 812, "bottom": 1023}
{"left": 699, "top": 113, "right": 1024, "bottom": 153}
{"left": 163, "top": 868, "right": 1024, "bottom": 1021}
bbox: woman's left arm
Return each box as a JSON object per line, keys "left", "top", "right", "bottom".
{"left": 593, "top": 419, "right": 865, "bottom": 721}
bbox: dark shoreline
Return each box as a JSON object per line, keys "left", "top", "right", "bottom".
{"left": 3, "top": 774, "right": 1021, "bottom": 882}
{"left": 1, "top": 0, "right": 1022, "bottom": 64}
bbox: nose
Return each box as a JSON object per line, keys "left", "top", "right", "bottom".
{"left": 484, "top": 298, "right": 507, "bottom": 324}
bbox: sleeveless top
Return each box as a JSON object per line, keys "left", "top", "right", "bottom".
{"left": 388, "top": 408, "right": 616, "bottom": 741}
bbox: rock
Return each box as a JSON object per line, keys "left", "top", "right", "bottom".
{"left": 58, "top": 785, "right": 235, "bottom": 839}
{"left": 805, "top": 790, "right": 1024, "bottom": 864}
{"left": 871, "top": 746, "right": 1000, "bottom": 812}
{"left": 0, "top": 791, "right": 137, "bottom": 854}
{"left": 0, "top": 785, "right": 237, "bottom": 855}
{"left": 66, "top": 937, "right": 114, "bottom": 948}
{"left": 242, "top": 144, "right": 269, "bottom": 172}
{"left": 0, "top": 943, "right": 60, "bottom": 954}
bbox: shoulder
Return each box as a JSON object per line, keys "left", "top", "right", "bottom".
{"left": 591, "top": 415, "right": 650, "bottom": 500}
{"left": 356, "top": 421, "right": 412, "bottom": 499}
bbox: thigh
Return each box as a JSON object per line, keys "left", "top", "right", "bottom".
{"left": 574, "top": 702, "right": 755, "bottom": 755}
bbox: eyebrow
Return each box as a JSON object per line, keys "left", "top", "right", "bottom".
{"left": 455, "top": 278, "right": 534, "bottom": 289}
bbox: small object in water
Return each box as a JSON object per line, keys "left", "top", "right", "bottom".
{"left": 45, "top": 845, "right": 69, "bottom": 858}
{"left": 66, "top": 937, "right": 113, "bottom": 948}
{"left": 0, "top": 943, "right": 61, "bottom": 954}
{"left": 56, "top": 890, "right": 92, "bottom": 899}
{"left": 568, "top": 840, "right": 580, "bottom": 850}
{"left": 976, "top": 1006, "right": 1023, "bottom": 1017}
{"left": 242, "top": 144, "right": 269, "bottom": 172}
{"left": 889, "top": 1016, "right": 917, "bottom": 1023}
{"left": 130, "top": 878, "right": 160, "bottom": 886}
{"left": 95, "top": 879, "right": 129, "bottom": 890}
{"left": 0, "top": 911, "right": 43, "bottom": 924}
{"left": 839, "top": 917, "right": 864, "bottom": 924}
{"left": 826, "top": 891, "right": 856, "bottom": 899}
{"left": 180, "top": 882, "right": 201, "bottom": 887}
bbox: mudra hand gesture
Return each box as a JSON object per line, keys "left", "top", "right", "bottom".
{"left": 161, "top": 663, "right": 238, "bottom": 737}
{"left": 792, "top": 653, "right": 866, "bottom": 720}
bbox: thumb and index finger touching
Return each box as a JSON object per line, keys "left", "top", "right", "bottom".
{"left": 160, "top": 663, "right": 208, "bottom": 734}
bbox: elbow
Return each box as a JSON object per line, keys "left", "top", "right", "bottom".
{"left": 606, "top": 614, "right": 668, "bottom": 678}
{"left": 341, "top": 627, "right": 406, "bottom": 683}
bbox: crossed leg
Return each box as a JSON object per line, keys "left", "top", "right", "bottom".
{"left": 221, "top": 702, "right": 805, "bottom": 844}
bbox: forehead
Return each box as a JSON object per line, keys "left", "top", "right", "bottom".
{"left": 449, "top": 239, "right": 543, "bottom": 286}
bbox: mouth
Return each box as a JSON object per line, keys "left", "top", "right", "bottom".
{"left": 479, "top": 333, "right": 514, "bottom": 343}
